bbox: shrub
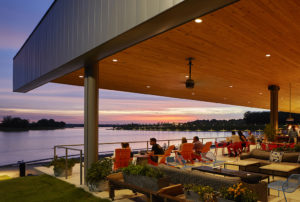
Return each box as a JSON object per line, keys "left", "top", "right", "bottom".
{"left": 49, "top": 157, "right": 75, "bottom": 173}
{"left": 122, "top": 164, "right": 164, "bottom": 179}
{"left": 87, "top": 158, "right": 113, "bottom": 184}
{"left": 184, "top": 184, "right": 216, "bottom": 202}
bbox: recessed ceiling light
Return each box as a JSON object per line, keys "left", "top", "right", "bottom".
{"left": 194, "top": 18, "right": 202, "bottom": 23}
{"left": 112, "top": 59, "right": 118, "bottom": 62}
{"left": 265, "top": 54, "right": 271, "bottom": 57}
{"left": 79, "top": 75, "right": 84, "bottom": 78}
{"left": 248, "top": 101, "right": 251, "bottom": 103}
{"left": 146, "top": 85, "right": 151, "bottom": 89}
{"left": 259, "top": 92, "right": 263, "bottom": 95}
{"left": 224, "top": 97, "right": 227, "bottom": 100}
{"left": 229, "top": 85, "right": 233, "bottom": 88}
{"left": 185, "top": 75, "right": 189, "bottom": 78}
{"left": 192, "top": 92, "right": 195, "bottom": 96}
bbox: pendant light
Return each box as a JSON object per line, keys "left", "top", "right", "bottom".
{"left": 286, "top": 83, "right": 294, "bottom": 122}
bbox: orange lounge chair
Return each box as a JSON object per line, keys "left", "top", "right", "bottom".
{"left": 113, "top": 148, "right": 131, "bottom": 170}
{"left": 194, "top": 141, "right": 212, "bottom": 162}
{"left": 178, "top": 143, "right": 194, "bottom": 164}
{"left": 148, "top": 145, "right": 175, "bottom": 166}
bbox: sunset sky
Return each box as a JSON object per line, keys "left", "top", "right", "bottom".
{"left": 0, "top": 0, "right": 266, "bottom": 124}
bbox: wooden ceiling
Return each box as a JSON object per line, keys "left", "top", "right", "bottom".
{"left": 52, "top": 0, "right": 300, "bottom": 113}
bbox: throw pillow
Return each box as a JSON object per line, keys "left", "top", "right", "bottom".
{"left": 269, "top": 151, "right": 284, "bottom": 162}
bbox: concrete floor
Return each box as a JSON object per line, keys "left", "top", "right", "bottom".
{"left": 2, "top": 146, "right": 300, "bottom": 201}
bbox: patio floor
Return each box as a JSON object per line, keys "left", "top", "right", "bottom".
{"left": 23, "top": 146, "right": 300, "bottom": 201}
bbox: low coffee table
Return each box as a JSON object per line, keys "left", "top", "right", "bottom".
{"left": 192, "top": 166, "right": 270, "bottom": 194}
{"left": 259, "top": 163, "right": 300, "bottom": 179}
{"left": 224, "top": 160, "right": 261, "bottom": 171}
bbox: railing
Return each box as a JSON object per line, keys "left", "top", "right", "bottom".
{"left": 53, "top": 136, "right": 228, "bottom": 185}
{"left": 54, "top": 146, "right": 83, "bottom": 185}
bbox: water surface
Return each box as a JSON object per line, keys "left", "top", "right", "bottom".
{"left": 0, "top": 127, "right": 232, "bottom": 165}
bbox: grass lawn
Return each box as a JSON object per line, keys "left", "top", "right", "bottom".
{"left": 0, "top": 174, "right": 110, "bottom": 202}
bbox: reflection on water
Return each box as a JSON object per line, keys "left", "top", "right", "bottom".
{"left": 0, "top": 127, "right": 232, "bottom": 165}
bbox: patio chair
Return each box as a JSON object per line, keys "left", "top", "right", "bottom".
{"left": 166, "top": 155, "right": 193, "bottom": 169}
{"left": 227, "top": 142, "right": 242, "bottom": 157}
{"left": 268, "top": 174, "right": 300, "bottom": 202}
{"left": 193, "top": 142, "right": 212, "bottom": 162}
{"left": 148, "top": 145, "right": 175, "bottom": 166}
{"left": 202, "top": 151, "right": 225, "bottom": 167}
{"left": 261, "top": 143, "right": 267, "bottom": 151}
{"left": 113, "top": 148, "right": 131, "bottom": 170}
{"left": 179, "top": 143, "right": 194, "bottom": 163}
{"left": 268, "top": 143, "right": 278, "bottom": 151}
{"left": 214, "top": 141, "right": 227, "bottom": 155}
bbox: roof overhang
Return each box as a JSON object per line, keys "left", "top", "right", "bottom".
{"left": 13, "top": 0, "right": 237, "bottom": 92}
{"left": 52, "top": 0, "right": 300, "bottom": 113}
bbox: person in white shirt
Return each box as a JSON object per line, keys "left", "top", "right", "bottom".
{"left": 227, "top": 131, "right": 240, "bottom": 156}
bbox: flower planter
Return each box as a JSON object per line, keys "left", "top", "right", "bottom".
{"left": 217, "top": 198, "right": 235, "bottom": 202}
{"left": 88, "top": 180, "right": 109, "bottom": 192}
{"left": 184, "top": 190, "right": 200, "bottom": 201}
{"left": 54, "top": 167, "right": 73, "bottom": 177}
{"left": 123, "top": 174, "right": 169, "bottom": 191}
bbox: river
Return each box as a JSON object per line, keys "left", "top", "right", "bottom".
{"left": 0, "top": 127, "right": 235, "bottom": 166}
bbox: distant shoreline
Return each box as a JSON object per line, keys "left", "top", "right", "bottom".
{"left": 0, "top": 126, "right": 67, "bottom": 132}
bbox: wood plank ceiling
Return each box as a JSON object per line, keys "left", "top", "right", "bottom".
{"left": 52, "top": 0, "right": 300, "bottom": 113}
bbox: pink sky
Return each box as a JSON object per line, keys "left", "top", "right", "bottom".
{"left": 0, "top": 0, "right": 266, "bottom": 124}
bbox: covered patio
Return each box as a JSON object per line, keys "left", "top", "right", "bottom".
{"left": 13, "top": 0, "right": 300, "bottom": 201}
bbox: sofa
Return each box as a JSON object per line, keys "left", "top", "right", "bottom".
{"left": 155, "top": 164, "right": 268, "bottom": 202}
{"left": 240, "top": 149, "right": 300, "bottom": 175}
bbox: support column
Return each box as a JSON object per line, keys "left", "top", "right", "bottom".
{"left": 84, "top": 64, "right": 99, "bottom": 184}
{"left": 268, "top": 85, "right": 280, "bottom": 131}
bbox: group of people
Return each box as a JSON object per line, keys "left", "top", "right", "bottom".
{"left": 149, "top": 136, "right": 205, "bottom": 163}
{"left": 225, "top": 130, "right": 256, "bottom": 156}
{"left": 114, "top": 132, "right": 256, "bottom": 163}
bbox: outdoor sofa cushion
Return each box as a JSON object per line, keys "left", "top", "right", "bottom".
{"left": 241, "top": 149, "right": 300, "bottom": 163}
{"left": 156, "top": 164, "right": 238, "bottom": 191}
{"left": 283, "top": 152, "right": 300, "bottom": 163}
{"left": 154, "top": 164, "right": 268, "bottom": 202}
{"left": 251, "top": 149, "right": 270, "bottom": 160}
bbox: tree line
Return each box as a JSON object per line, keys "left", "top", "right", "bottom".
{"left": 0, "top": 116, "right": 66, "bottom": 131}
{"left": 114, "top": 111, "right": 299, "bottom": 131}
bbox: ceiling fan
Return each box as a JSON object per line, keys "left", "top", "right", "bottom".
{"left": 185, "top": 57, "right": 195, "bottom": 89}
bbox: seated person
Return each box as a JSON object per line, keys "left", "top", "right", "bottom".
{"left": 247, "top": 131, "right": 256, "bottom": 144}
{"left": 227, "top": 131, "right": 240, "bottom": 156}
{"left": 179, "top": 137, "right": 187, "bottom": 151}
{"left": 148, "top": 138, "right": 164, "bottom": 163}
{"left": 193, "top": 136, "right": 204, "bottom": 155}
{"left": 238, "top": 130, "right": 247, "bottom": 149}
{"left": 192, "top": 136, "right": 205, "bottom": 161}
{"left": 112, "top": 142, "right": 133, "bottom": 159}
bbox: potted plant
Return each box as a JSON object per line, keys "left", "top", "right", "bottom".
{"left": 49, "top": 157, "right": 75, "bottom": 177}
{"left": 87, "top": 158, "right": 113, "bottom": 192}
{"left": 122, "top": 164, "right": 169, "bottom": 191}
{"left": 184, "top": 184, "right": 217, "bottom": 202}
{"left": 219, "top": 183, "right": 257, "bottom": 202}
{"left": 264, "top": 124, "right": 276, "bottom": 142}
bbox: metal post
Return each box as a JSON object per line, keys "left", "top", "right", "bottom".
{"left": 268, "top": 85, "right": 280, "bottom": 131}
{"left": 147, "top": 141, "right": 149, "bottom": 151}
{"left": 54, "top": 146, "right": 56, "bottom": 159}
{"left": 167, "top": 140, "right": 170, "bottom": 147}
{"left": 80, "top": 150, "right": 83, "bottom": 185}
{"left": 65, "top": 148, "right": 68, "bottom": 179}
{"left": 84, "top": 64, "right": 99, "bottom": 184}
